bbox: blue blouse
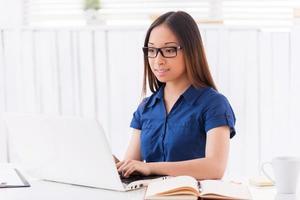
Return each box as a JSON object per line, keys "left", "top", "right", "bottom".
{"left": 130, "top": 85, "right": 236, "bottom": 162}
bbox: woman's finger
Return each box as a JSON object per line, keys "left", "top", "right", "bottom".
{"left": 121, "top": 161, "right": 136, "bottom": 177}
{"left": 117, "top": 162, "right": 129, "bottom": 173}
{"left": 124, "top": 165, "right": 136, "bottom": 177}
{"left": 118, "top": 160, "right": 132, "bottom": 174}
{"left": 116, "top": 160, "right": 124, "bottom": 169}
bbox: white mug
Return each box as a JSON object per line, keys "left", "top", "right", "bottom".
{"left": 262, "top": 156, "right": 300, "bottom": 194}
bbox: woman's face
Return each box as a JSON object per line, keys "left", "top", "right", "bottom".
{"left": 148, "top": 25, "right": 187, "bottom": 84}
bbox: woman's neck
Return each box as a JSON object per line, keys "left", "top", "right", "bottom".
{"left": 163, "top": 79, "right": 191, "bottom": 114}
{"left": 164, "top": 79, "right": 191, "bottom": 97}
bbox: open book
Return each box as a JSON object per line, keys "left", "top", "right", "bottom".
{"left": 145, "top": 176, "right": 252, "bottom": 200}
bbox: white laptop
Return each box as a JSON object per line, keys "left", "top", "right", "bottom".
{"left": 3, "top": 113, "right": 165, "bottom": 191}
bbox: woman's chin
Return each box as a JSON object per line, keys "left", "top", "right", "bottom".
{"left": 155, "top": 74, "right": 170, "bottom": 83}
{"left": 156, "top": 77, "right": 168, "bottom": 83}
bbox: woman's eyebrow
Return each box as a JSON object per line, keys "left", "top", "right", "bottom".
{"left": 148, "top": 42, "right": 178, "bottom": 45}
{"left": 164, "top": 42, "right": 178, "bottom": 45}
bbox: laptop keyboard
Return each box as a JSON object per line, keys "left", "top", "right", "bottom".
{"left": 120, "top": 174, "right": 163, "bottom": 184}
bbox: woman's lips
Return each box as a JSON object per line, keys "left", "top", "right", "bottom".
{"left": 155, "top": 68, "right": 170, "bottom": 76}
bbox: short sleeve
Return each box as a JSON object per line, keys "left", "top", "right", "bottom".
{"left": 203, "top": 94, "right": 236, "bottom": 138}
{"left": 130, "top": 98, "right": 148, "bottom": 130}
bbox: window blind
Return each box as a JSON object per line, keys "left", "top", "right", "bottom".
{"left": 23, "top": 0, "right": 300, "bottom": 27}
{"left": 23, "top": 0, "right": 85, "bottom": 26}
{"left": 223, "top": 0, "right": 300, "bottom": 26}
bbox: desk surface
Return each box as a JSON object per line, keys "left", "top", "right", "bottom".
{"left": 2, "top": 179, "right": 297, "bottom": 200}
{"left": 1, "top": 180, "right": 145, "bottom": 200}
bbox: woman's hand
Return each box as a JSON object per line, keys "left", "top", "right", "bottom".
{"left": 116, "top": 160, "right": 151, "bottom": 178}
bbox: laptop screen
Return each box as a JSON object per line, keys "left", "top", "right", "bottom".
{"left": 4, "top": 114, "right": 125, "bottom": 190}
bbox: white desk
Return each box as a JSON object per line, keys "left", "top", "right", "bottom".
{"left": 1, "top": 180, "right": 145, "bottom": 200}
{"left": 249, "top": 186, "right": 297, "bottom": 200}
{"left": 2, "top": 179, "right": 297, "bottom": 200}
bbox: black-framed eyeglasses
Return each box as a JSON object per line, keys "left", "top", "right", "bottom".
{"left": 142, "top": 46, "right": 183, "bottom": 58}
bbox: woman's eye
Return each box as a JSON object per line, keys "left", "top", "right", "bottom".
{"left": 165, "top": 48, "right": 176, "bottom": 53}
{"left": 148, "top": 48, "right": 155, "bottom": 53}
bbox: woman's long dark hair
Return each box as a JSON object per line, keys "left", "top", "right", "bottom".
{"left": 142, "top": 11, "right": 217, "bottom": 97}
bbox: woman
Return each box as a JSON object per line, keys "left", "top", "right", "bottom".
{"left": 116, "top": 11, "right": 236, "bottom": 180}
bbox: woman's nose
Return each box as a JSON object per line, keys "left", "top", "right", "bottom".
{"left": 154, "top": 51, "right": 166, "bottom": 65}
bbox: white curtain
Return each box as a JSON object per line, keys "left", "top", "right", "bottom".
{"left": 1, "top": 26, "right": 300, "bottom": 177}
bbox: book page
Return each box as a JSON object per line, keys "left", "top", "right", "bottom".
{"left": 146, "top": 176, "right": 200, "bottom": 197}
{"left": 200, "top": 180, "right": 251, "bottom": 199}
{"left": 145, "top": 195, "right": 198, "bottom": 200}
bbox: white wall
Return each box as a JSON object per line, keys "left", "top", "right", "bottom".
{"left": 1, "top": 26, "right": 300, "bottom": 177}
{"left": 0, "top": 0, "right": 23, "bottom": 27}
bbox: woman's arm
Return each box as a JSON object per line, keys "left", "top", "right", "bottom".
{"left": 117, "top": 126, "right": 230, "bottom": 179}
{"left": 123, "top": 128, "right": 141, "bottom": 161}
{"left": 149, "top": 126, "right": 230, "bottom": 179}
